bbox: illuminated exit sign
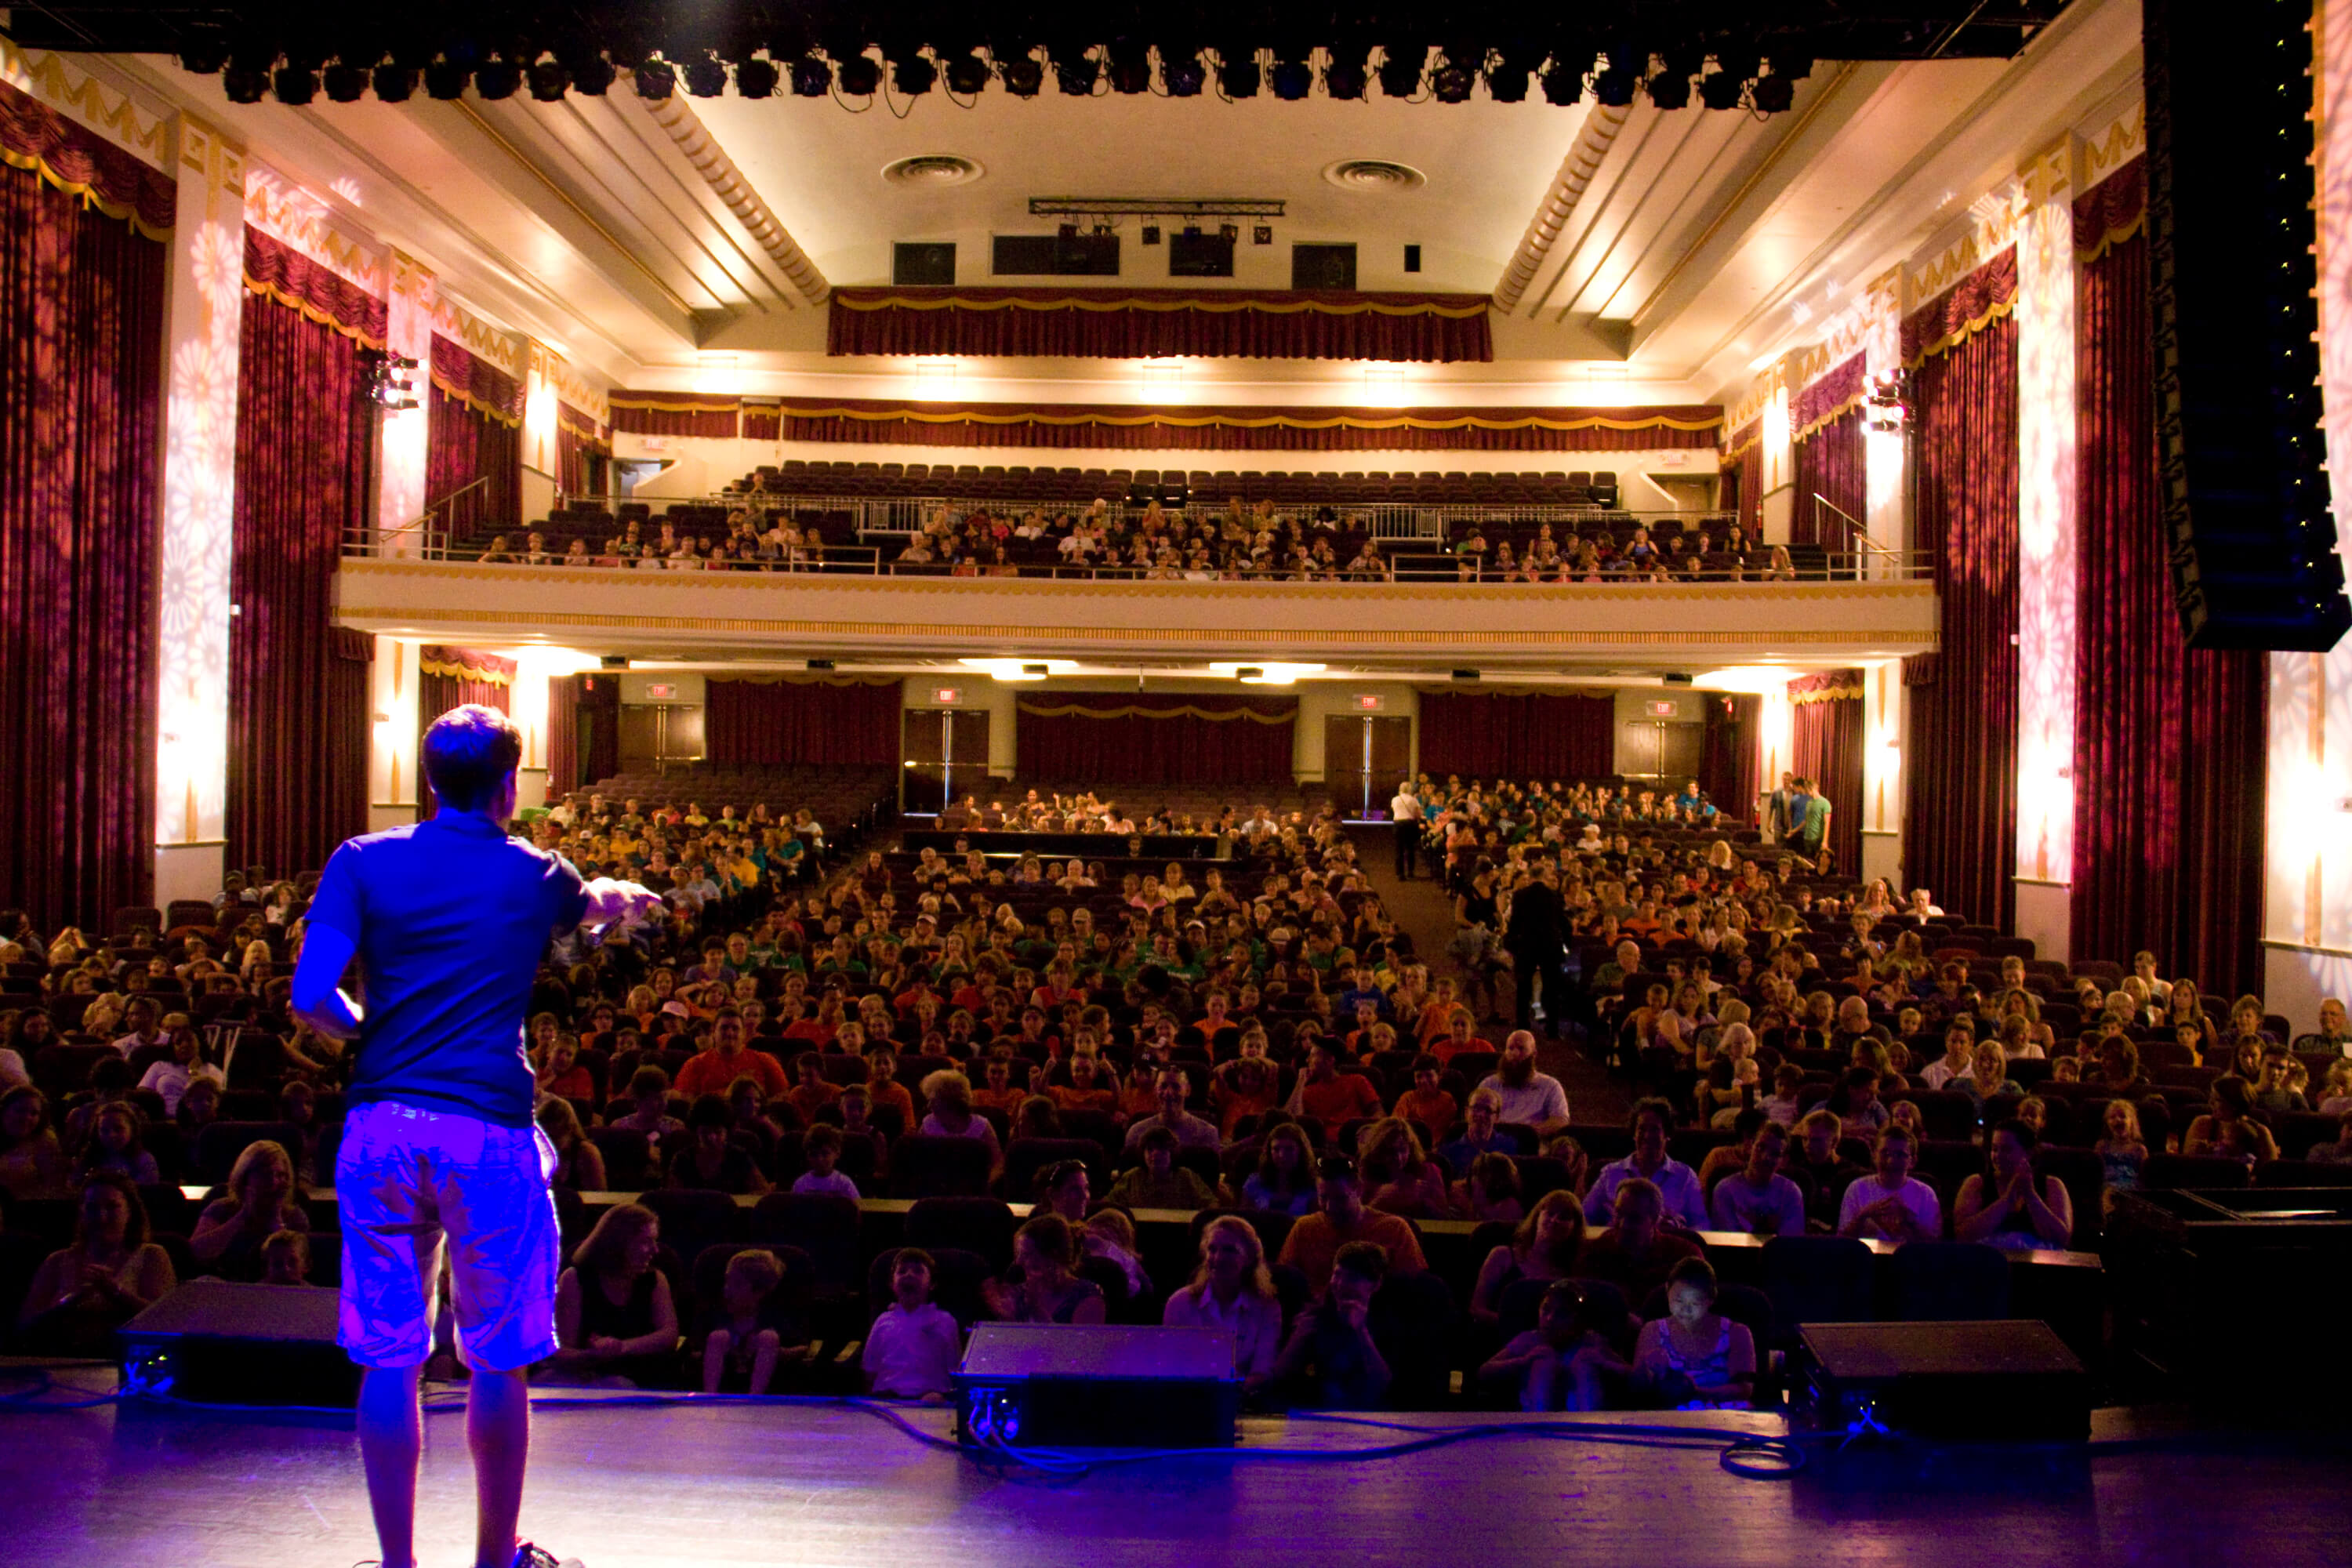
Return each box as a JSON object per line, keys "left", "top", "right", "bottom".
{"left": 1355, "top": 694, "right": 1385, "bottom": 710}
{"left": 933, "top": 687, "right": 964, "bottom": 705}
{"left": 644, "top": 682, "right": 677, "bottom": 699}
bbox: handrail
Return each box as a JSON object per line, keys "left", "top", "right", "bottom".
{"left": 426, "top": 475, "right": 490, "bottom": 517}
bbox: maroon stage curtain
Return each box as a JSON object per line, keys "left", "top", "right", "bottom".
{"left": 549, "top": 672, "right": 621, "bottom": 796}
{"left": 416, "top": 648, "right": 514, "bottom": 818}
{"left": 767, "top": 395, "right": 1721, "bottom": 453}
{"left": 547, "top": 674, "right": 580, "bottom": 800}
{"left": 554, "top": 404, "right": 608, "bottom": 497}
{"left": 609, "top": 392, "right": 741, "bottom": 439}
{"left": 1700, "top": 694, "right": 1759, "bottom": 823}
{"left": 741, "top": 405, "right": 781, "bottom": 441}
{"left": 1904, "top": 260, "right": 2020, "bottom": 931}
{"left": 1014, "top": 694, "right": 1297, "bottom": 785}
{"left": 1789, "top": 674, "right": 1864, "bottom": 872}
{"left": 826, "top": 286, "right": 1494, "bottom": 362}
{"left": 706, "top": 679, "right": 900, "bottom": 767}
{"left": 426, "top": 336, "right": 521, "bottom": 536}
{"left": 227, "top": 281, "right": 376, "bottom": 878}
{"left": 1722, "top": 420, "right": 1762, "bottom": 535}
{"left": 2068, "top": 159, "right": 2267, "bottom": 994}
{"left": 1792, "top": 408, "right": 1866, "bottom": 554}
{"left": 1415, "top": 690, "right": 1616, "bottom": 781}
{"left": 0, "top": 111, "right": 168, "bottom": 934}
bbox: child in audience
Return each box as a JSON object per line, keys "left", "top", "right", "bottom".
{"left": 785, "top": 1053, "right": 840, "bottom": 1125}
{"left": 2317, "top": 1061, "right": 2352, "bottom": 1118}
{"left": 1102, "top": 1127, "right": 1220, "bottom": 1210}
{"left": 1632, "top": 1258, "right": 1755, "bottom": 1410}
{"left": 700, "top": 1247, "right": 809, "bottom": 1395}
{"left": 837, "top": 1085, "right": 889, "bottom": 1175}
{"left": 260, "top": 1228, "right": 311, "bottom": 1286}
{"left": 793, "top": 1123, "right": 860, "bottom": 1199}
{"left": 1454, "top": 1151, "right": 1526, "bottom": 1225}
{"left": 1756, "top": 1063, "right": 1806, "bottom": 1131}
{"left": 1240, "top": 1120, "right": 1318, "bottom": 1216}
{"left": 862, "top": 1248, "right": 962, "bottom": 1401}
{"left": 1392, "top": 1055, "right": 1458, "bottom": 1142}
{"left": 72, "top": 1101, "right": 160, "bottom": 1186}
{"left": 1479, "top": 1279, "right": 1615, "bottom": 1412}
{"left": 2096, "top": 1101, "right": 2147, "bottom": 1200}
{"left": 1270, "top": 1240, "right": 1393, "bottom": 1410}
{"left": 2308, "top": 1112, "right": 2352, "bottom": 1164}
{"left": 610, "top": 1065, "right": 687, "bottom": 1173}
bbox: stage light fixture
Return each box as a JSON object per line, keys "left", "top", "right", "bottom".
{"left": 425, "top": 60, "right": 472, "bottom": 100}
{"left": 177, "top": 36, "right": 230, "bottom": 76}
{"left": 1052, "top": 46, "right": 1099, "bottom": 95}
{"left": 274, "top": 65, "right": 319, "bottom": 104}
{"left": 1219, "top": 222, "right": 1240, "bottom": 242}
{"left": 1324, "top": 51, "right": 1369, "bottom": 100}
{"left": 223, "top": 66, "right": 270, "bottom": 103}
{"left": 1108, "top": 42, "right": 1152, "bottom": 94}
{"left": 1646, "top": 67, "right": 1691, "bottom": 110}
{"left": 473, "top": 59, "right": 520, "bottom": 100}
{"left": 1750, "top": 74, "right": 1794, "bottom": 114}
{"left": 1429, "top": 48, "right": 1477, "bottom": 103}
{"left": 528, "top": 61, "right": 571, "bottom": 101}
{"left": 735, "top": 57, "right": 780, "bottom": 98}
{"left": 1486, "top": 64, "right": 1530, "bottom": 103}
{"left": 791, "top": 54, "right": 833, "bottom": 95}
{"left": 681, "top": 55, "right": 728, "bottom": 96}
{"left": 568, "top": 51, "right": 615, "bottom": 95}
{"left": 835, "top": 53, "right": 881, "bottom": 95}
{"left": 372, "top": 64, "right": 417, "bottom": 101}
{"left": 1160, "top": 48, "right": 1205, "bottom": 96}
{"left": 890, "top": 54, "right": 936, "bottom": 96}
{"left": 1540, "top": 62, "right": 1584, "bottom": 104}
{"left": 634, "top": 60, "right": 677, "bottom": 100}
{"left": 1698, "top": 68, "right": 1745, "bottom": 111}
{"left": 943, "top": 52, "right": 991, "bottom": 95}
{"left": 1218, "top": 47, "right": 1260, "bottom": 98}
{"left": 1378, "top": 45, "right": 1425, "bottom": 99}
{"left": 1269, "top": 57, "right": 1312, "bottom": 100}
{"left": 323, "top": 64, "right": 371, "bottom": 102}
{"left": 998, "top": 53, "right": 1044, "bottom": 96}
{"left": 1591, "top": 53, "right": 1639, "bottom": 107}
{"left": 1253, "top": 224, "right": 1273, "bottom": 245}
{"left": 1769, "top": 42, "right": 1814, "bottom": 79}
{"left": 1142, "top": 225, "right": 1162, "bottom": 245}
{"left": 1058, "top": 222, "right": 1080, "bottom": 239}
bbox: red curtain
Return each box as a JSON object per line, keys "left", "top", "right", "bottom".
{"left": 547, "top": 674, "right": 580, "bottom": 799}
{"left": 549, "top": 672, "right": 621, "bottom": 797}
{"left": 2068, "top": 164, "right": 2269, "bottom": 994}
{"left": 1904, "top": 281, "right": 2020, "bottom": 931}
{"left": 426, "top": 336, "right": 521, "bottom": 536}
{"left": 1415, "top": 691, "right": 1616, "bottom": 781}
{"left": 826, "top": 286, "right": 1495, "bottom": 362}
{"left": 416, "top": 648, "right": 514, "bottom": 819}
{"left": 554, "top": 405, "right": 608, "bottom": 497}
{"left": 1014, "top": 694, "right": 1297, "bottom": 784}
{"left": 768, "top": 396, "right": 1721, "bottom": 452}
{"left": 227, "top": 284, "right": 375, "bottom": 878}
{"left": 1789, "top": 675, "right": 1864, "bottom": 871}
{"left": 706, "top": 679, "right": 901, "bottom": 767}
{"left": 741, "top": 405, "right": 782, "bottom": 441}
{"left": 1791, "top": 408, "right": 1866, "bottom": 554}
{"left": 1722, "top": 421, "right": 1762, "bottom": 535}
{"left": 0, "top": 136, "right": 167, "bottom": 934}
{"left": 241, "top": 229, "right": 386, "bottom": 344}
{"left": 1700, "top": 694, "right": 1759, "bottom": 822}
{"left": 610, "top": 392, "right": 741, "bottom": 439}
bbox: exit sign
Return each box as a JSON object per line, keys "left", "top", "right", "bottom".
{"left": 644, "top": 682, "right": 677, "bottom": 700}
{"left": 1644, "top": 699, "right": 1677, "bottom": 717}
{"left": 1355, "top": 694, "right": 1385, "bottom": 710}
{"left": 933, "top": 687, "right": 963, "bottom": 705}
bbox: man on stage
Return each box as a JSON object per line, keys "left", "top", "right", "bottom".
{"left": 294, "top": 705, "right": 660, "bottom": 1568}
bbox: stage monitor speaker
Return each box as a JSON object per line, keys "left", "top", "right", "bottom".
{"left": 953, "top": 1323, "right": 1239, "bottom": 1448}
{"left": 120, "top": 1279, "right": 360, "bottom": 1409}
{"left": 1798, "top": 1319, "right": 2089, "bottom": 1441}
{"left": 2145, "top": 0, "right": 2352, "bottom": 651}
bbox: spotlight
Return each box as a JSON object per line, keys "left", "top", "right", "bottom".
{"left": 1750, "top": 74, "right": 1794, "bottom": 114}
{"left": 998, "top": 53, "right": 1044, "bottom": 96}
{"left": 1324, "top": 52, "right": 1368, "bottom": 100}
{"left": 1219, "top": 223, "right": 1239, "bottom": 242}
{"left": 1218, "top": 47, "right": 1259, "bottom": 99}
{"left": 274, "top": 66, "right": 319, "bottom": 105}
{"left": 1698, "top": 68, "right": 1745, "bottom": 111}
{"left": 792, "top": 54, "right": 833, "bottom": 96}
{"left": 1142, "top": 225, "right": 1162, "bottom": 245}
{"left": 943, "top": 52, "right": 991, "bottom": 95}
{"left": 570, "top": 54, "right": 614, "bottom": 95}
{"left": 735, "top": 57, "right": 780, "bottom": 98}
{"left": 323, "top": 64, "right": 371, "bottom": 103}
{"left": 1646, "top": 67, "right": 1690, "bottom": 110}
{"left": 1378, "top": 45, "right": 1425, "bottom": 99}
{"left": 681, "top": 56, "right": 729, "bottom": 96}
{"left": 1591, "top": 53, "right": 1639, "bottom": 107}
{"left": 426, "top": 60, "right": 472, "bottom": 100}
{"left": 528, "top": 61, "right": 571, "bottom": 101}
{"left": 835, "top": 53, "right": 881, "bottom": 95}
{"left": 223, "top": 66, "right": 270, "bottom": 104}
{"left": 1486, "top": 64, "right": 1530, "bottom": 103}
{"left": 1430, "top": 49, "right": 1477, "bottom": 103}
{"left": 1058, "top": 222, "right": 1080, "bottom": 239}
{"left": 1269, "top": 57, "right": 1312, "bottom": 100}
{"left": 1769, "top": 42, "right": 1814, "bottom": 79}
{"left": 1052, "top": 47, "right": 1098, "bottom": 95}
{"left": 1108, "top": 42, "right": 1152, "bottom": 94}
{"left": 1253, "top": 225, "right": 1272, "bottom": 245}
{"left": 1160, "top": 48, "right": 1205, "bottom": 96}
{"left": 890, "top": 54, "right": 936, "bottom": 96}
{"left": 177, "top": 35, "right": 230, "bottom": 75}
{"left": 1540, "top": 62, "right": 1584, "bottom": 105}
{"left": 474, "top": 59, "right": 521, "bottom": 100}
{"left": 634, "top": 60, "right": 677, "bottom": 100}
{"left": 372, "top": 64, "right": 417, "bottom": 101}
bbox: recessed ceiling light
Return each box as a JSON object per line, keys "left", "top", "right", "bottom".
{"left": 882, "top": 154, "right": 985, "bottom": 188}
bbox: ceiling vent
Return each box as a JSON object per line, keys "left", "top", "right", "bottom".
{"left": 882, "top": 154, "right": 985, "bottom": 188}
{"left": 1323, "top": 159, "right": 1427, "bottom": 194}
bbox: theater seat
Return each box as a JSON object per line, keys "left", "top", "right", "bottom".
{"left": 903, "top": 1195, "right": 1018, "bottom": 1270}
{"left": 1887, "top": 1241, "right": 2013, "bottom": 1320}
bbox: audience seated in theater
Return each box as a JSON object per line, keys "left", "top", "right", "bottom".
{"left": 1477, "top": 1030, "right": 1572, "bottom": 1134}
{"left": 1836, "top": 1125, "right": 1944, "bottom": 1243}
{"left": 1632, "top": 1258, "right": 1755, "bottom": 1410}
{"left": 1436, "top": 1087, "right": 1518, "bottom": 1178}
{"left": 1238, "top": 1120, "right": 1318, "bottom": 1217}
{"left": 1584, "top": 1099, "right": 1708, "bottom": 1230}
{"left": 1954, "top": 1120, "right": 2074, "bottom": 1250}
{"left": 1163, "top": 1214, "right": 1282, "bottom": 1396}
{"left": 191, "top": 1140, "right": 310, "bottom": 1281}
{"left": 16, "top": 1172, "right": 174, "bottom": 1355}
{"left": 1468, "top": 1189, "right": 1585, "bottom": 1329}
{"left": 1269, "top": 1240, "right": 1396, "bottom": 1410}
{"left": 699, "top": 1247, "right": 809, "bottom": 1396}
{"left": 983, "top": 1214, "right": 1106, "bottom": 1326}
{"left": 1276, "top": 1154, "right": 1429, "bottom": 1298}
{"left": 1577, "top": 1178, "right": 1703, "bottom": 1305}
{"left": 1102, "top": 1126, "right": 1220, "bottom": 1210}
{"left": 863, "top": 1248, "right": 962, "bottom": 1402}
{"left": 1709, "top": 1120, "right": 1808, "bottom": 1238}
{"left": 548, "top": 1203, "right": 681, "bottom": 1388}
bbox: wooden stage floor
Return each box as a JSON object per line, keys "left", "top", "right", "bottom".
{"left": 2, "top": 1377, "right": 2347, "bottom": 1567}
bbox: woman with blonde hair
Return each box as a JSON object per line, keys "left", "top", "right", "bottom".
{"left": 1162, "top": 1214, "right": 1281, "bottom": 1392}
{"left": 548, "top": 1203, "right": 681, "bottom": 1387}
{"left": 191, "top": 1138, "right": 310, "bottom": 1279}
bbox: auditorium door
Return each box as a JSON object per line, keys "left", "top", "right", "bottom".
{"left": 1325, "top": 714, "right": 1412, "bottom": 819}
{"left": 1619, "top": 720, "right": 1704, "bottom": 785}
{"left": 902, "top": 708, "right": 992, "bottom": 815}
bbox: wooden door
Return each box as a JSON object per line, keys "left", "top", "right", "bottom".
{"left": 1618, "top": 720, "right": 1662, "bottom": 779}
{"left": 1660, "top": 722, "right": 1705, "bottom": 786}
{"left": 902, "top": 709, "right": 947, "bottom": 815}
{"left": 946, "top": 709, "right": 993, "bottom": 808}
{"left": 1369, "top": 716, "right": 1412, "bottom": 798}
{"left": 620, "top": 705, "right": 662, "bottom": 772}
{"left": 1323, "top": 715, "right": 1367, "bottom": 815}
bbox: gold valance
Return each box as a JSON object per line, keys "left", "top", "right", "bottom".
{"left": 1015, "top": 700, "right": 1294, "bottom": 724}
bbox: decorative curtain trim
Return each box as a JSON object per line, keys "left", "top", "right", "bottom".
{"left": 742, "top": 405, "right": 782, "bottom": 441}
{"left": 771, "top": 394, "right": 1721, "bottom": 453}
{"left": 1791, "top": 354, "right": 1867, "bottom": 445}
{"left": 2073, "top": 155, "right": 2146, "bottom": 266}
{"left": 330, "top": 626, "right": 372, "bottom": 662}
{"left": 556, "top": 400, "right": 611, "bottom": 450}
{"left": 1904, "top": 652, "right": 1941, "bottom": 688}
{"left": 695, "top": 674, "right": 898, "bottom": 689}
{"left": 428, "top": 334, "right": 524, "bottom": 428}
{"left": 829, "top": 285, "right": 1494, "bottom": 363}
{"left": 1408, "top": 684, "right": 1617, "bottom": 699}
{"left": 1787, "top": 671, "right": 1864, "bottom": 704}
{"left": 609, "top": 390, "right": 743, "bottom": 413}
{"left": 1721, "top": 419, "right": 1762, "bottom": 464}
{"left": 1014, "top": 699, "right": 1295, "bottom": 724}
{"left": 1901, "top": 246, "right": 2020, "bottom": 368}
{"left": 242, "top": 228, "right": 387, "bottom": 348}
{"left": 0, "top": 75, "right": 174, "bottom": 238}
{"left": 610, "top": 390, "right": 741, "bottom": 439}
{"left": 418, "top": 644, "right": 515, "bottom": 685}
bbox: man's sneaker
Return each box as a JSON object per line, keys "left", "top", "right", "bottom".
{"left": 513, "top": 1546, "right": 583, "bottom": 1568}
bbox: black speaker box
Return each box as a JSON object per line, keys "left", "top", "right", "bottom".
{"left": 2145, "top": 0, "right": 2351, "bottom": 650}
{"left": 953, "top": 1323, "right": 1240, "bottom": 1448}
{"left": 120, "top": 1279, "right": 360, "bottom": 1410}
{"left": 1798, "top": 1319, "right": 2090, "bottom": 1441}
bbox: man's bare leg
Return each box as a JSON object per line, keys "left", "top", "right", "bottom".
{"left": 469, "top": 1367, "right": 532, "bottom": 1568}
{"left": 358, "top": 1363, "right": 424, "bottom": 1568}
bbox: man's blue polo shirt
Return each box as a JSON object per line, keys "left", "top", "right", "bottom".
{"left": 309, "top": 814, "right": 590, "bottom": 1128}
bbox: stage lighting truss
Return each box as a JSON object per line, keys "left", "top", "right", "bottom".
{"left": 1160, "top": 45, "right": 1207, "bottom": 96}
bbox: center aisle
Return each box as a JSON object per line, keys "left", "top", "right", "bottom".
{"left": 1344, "top": 827, "right": 1630, "bottom": 1127}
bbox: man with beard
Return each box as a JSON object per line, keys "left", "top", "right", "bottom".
{"left": 1475, "top": 1031, "right": 1570, "bottom": 1135}
{"left": 1504, "top": 859, "right": 1569, "bottom": 1038}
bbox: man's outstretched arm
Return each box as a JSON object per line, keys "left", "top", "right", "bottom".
{"left": 292, "top": 924, "right": 363, "bottom": 1040}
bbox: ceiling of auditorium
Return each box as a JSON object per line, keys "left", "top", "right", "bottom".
{"left": 100, "top": 0, "right": 2137, "bottom": 403}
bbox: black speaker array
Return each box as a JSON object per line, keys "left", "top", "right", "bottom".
{"left": 2145, "top": 0, "right": 2351, "bottom": 649}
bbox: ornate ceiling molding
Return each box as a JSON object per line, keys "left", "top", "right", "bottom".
{"left": 1494, "top": 105, "right": 1632, "bottom": 317}
{"left": 637, "top": 93, "right": 829, "bottom": 307}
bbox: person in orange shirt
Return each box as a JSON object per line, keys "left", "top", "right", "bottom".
{"left": 862, "top": 1047, "right": 917, "bottom": 1138}
{"left": 1047, "top": 1053, "right": 1119, "bottom": 1116}
{"left": 1425, "top": 1008, "right": 1485, "bottom": 1066}
{"left": 778, "top": 995, "right": 837, "bottom": 1051}
{"left": 1414, "top": 978, "right": 1466, "bottom": 1051}
{"left": 673, "top": 1014, "right": 789, "bottom": 1100}
{"left": 783, "top": 1053, "right": 840, "bottom": 1127}
{"left": 1289, "top": 1043, "right": 1385, "bottom": 1144}
{"left": 1116, "top": 1057, "right": 1163, "bottom": 1126}
{"left": 971, "top": 1053, "right": 1027, "bottom": 1119}
{"left": 1392, "top": 1054, "right": 1459, "bottom": 1144}
{"left": 1211, "top": 1044, "right": 1283, "bottom": 1138}
{"left": 1276, "top": 1154, "right": 1428, "bottom": 1298}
